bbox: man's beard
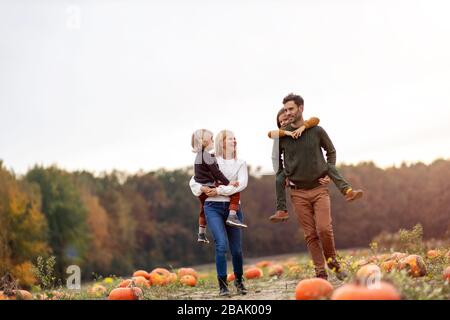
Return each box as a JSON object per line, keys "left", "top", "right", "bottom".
{"left": 288, "top": 113, "right": 301, "bottom": 124}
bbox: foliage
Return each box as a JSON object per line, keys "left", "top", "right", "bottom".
{"left": 373, "top": 224, "right": 428, "bottom": 254}
{"left": 32, "top": 256, "right": 57, "bottom": 291}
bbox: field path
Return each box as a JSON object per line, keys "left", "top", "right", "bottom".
{"left": 168, "top": 252, "right": 342, "bottom": 300}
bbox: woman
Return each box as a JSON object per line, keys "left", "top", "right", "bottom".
{"left": 189, "top": 130, "right": 248, "bottom": 296}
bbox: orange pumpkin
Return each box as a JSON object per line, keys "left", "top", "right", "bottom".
{"left": 87, "top": 284, "right": 107, "bottom": 298}
{"left": 119, "top": 279, "right": 132, "bottom": 288}
{"left": 380, "top": 260, "right": 398, "bottom": 273}
{"left": 0, "top": 291, "right": 8, "bottom": 300}
{"left": 426, "top": 250, "right": 440, "bottom": 259}
{"left": 108, "top": 287, "right": 142, "bottom": 300}
{"left": 295, "top": 278, "right": 333, "bottom": 300}
{"left": 133, "top": 270, "right": 151, "bottom": 280}
{"left": 0, "top": 290, "right": 33, "bottom": 300}
{"left": 180, "top": 275, "right": 197, "bottom": 287}
{"left": 151, "top": 268, "right": 171, "bottom": 277}
{"left": 398, "top": 255, "right": 427, "bottom": 277}
{"left": 268, "top": 264, "right": 284, "bottom": 277}
{"left": 443, "top": 266, "right": 450, "bottom": 281}
{"left": 244, "top": 267, "right": 263, "bottom": 279}
{"left": 356, "top": 264, "right": 381, "bottom": 280}
{"left": 132, "top": 276, "right": 150, "bottom": 288}
{"left": 177, "top": 268, "right": 198, "bottom": 279}
{"left": 167, "top": 272, "right": 178, "bottom": 284}
{"left": 149, "top": 272, "right": 168, "bottom": 286}
{"left": 256, "top": 260, "right": 273, "bottom": 268}
{"left": 227, "top": 273, "right": 236, "bottom": 282}
{"left": 331, "top": 282, "right": 400, "bottom": 300}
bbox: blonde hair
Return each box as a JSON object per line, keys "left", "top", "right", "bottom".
{"left": 191, "top": 129, "right": 213, "bottom": 153}
{"left": 215, "top": 130, "right": 236, "bottom": 159}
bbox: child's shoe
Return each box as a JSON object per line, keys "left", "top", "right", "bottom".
{"left": 197, "top": 233, "right": 210, "bottom": 244}
{"left": 226, "top": 215, "right": 248, "bottom": 228}
{"left": 344, "top": 188, "right": 364, "bottom": 202}
{"left": 269, "top": 210, "right": 289, "bottom": 222}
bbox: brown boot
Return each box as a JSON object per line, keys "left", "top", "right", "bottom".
{"left": 315, "top": 270, "right": 328, "bottom": 280}
{"left": 327, "top": 258, "right": 348, "bottom": 281}
{"left": 344, "top": 188, "right": 364, "bottom": 202}
{"left": 269, "top": 210, "right": 289, "bottom": 222}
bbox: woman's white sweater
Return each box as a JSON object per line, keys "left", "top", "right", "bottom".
{"left": 189, "top": 156, "right": 248, "bottom": 202}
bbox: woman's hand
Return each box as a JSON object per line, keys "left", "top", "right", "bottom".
{"left": 229, "top": 180, "right": 240, "bottom": 187}
{"left": 318, "top": 175, "right": 331, "bottom": 185}
{"left": 200, "top": 186, "right": 211, "bottom": 193}
{"left": 205, "top": 188, "right": 218, "bottom": 197}
{"left": 201, "top": 186, "right": 218, "bottom": 197}
{"left": 292, "top": 126, "right": 306, "bottom": 139}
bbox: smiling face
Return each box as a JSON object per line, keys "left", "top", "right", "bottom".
{"left": 283, "top": 100, "right": 303, "bottom": 124}
{"left": 278, "top": 112, "right": 290, "bottom": 127}
{"left": 225, "top": 133, "right": 236, "bottom": 151}
{"left": 215, "top": 130, "right": 237, "bottom": 159}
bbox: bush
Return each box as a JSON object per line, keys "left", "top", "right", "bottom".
{"left": 372, "top": 224, "right": 425, "bottom": 254}
{"left": 32, "top": 256, "right": 58, "bottom": 290}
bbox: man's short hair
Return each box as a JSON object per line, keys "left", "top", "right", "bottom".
{"left": 282, "top": 93, "right": 304, "bottom": 107}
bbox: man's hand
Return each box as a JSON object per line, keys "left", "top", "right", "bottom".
{"left": 318, "top": 175, "right": 331, "bottom": 185}
{"left": 292, "top": 126, "right": 306, "bottom": 139}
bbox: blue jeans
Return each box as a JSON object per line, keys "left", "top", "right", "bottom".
{"left": 204, "top": 201, "right": 244, "bottom": 278}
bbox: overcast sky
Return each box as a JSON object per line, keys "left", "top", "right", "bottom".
{"left": 1, "top": 0, "right": 450, "bottom": 176}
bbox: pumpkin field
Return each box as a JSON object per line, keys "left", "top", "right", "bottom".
{"left": 1, "top": 243, "right": 449, "bottom": 300}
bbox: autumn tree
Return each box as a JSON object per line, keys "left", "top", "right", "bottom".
{"left": 25, "top": 166, "right": 88, "bottom": 277}
{"left": 0, "top": 161, "right": 49, "bottom": 287}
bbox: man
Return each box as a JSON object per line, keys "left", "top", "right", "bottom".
{"left": 272, "top": 93, "right": 349, "bottom": 280}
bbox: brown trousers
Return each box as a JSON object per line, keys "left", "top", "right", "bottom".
{"left": 289, "top": 184, "right": 339, "bottom": 274}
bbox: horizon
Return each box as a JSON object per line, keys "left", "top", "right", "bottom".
{"left": 2, "top": 156, "right": 448, "bottom": 179}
